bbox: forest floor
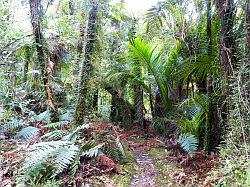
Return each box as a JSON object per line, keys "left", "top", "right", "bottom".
{"left": 91, "top": 121, "right": 218, "bottom": 187}
{"left": 0, "top": 120, "right": 218, "bottom": 187}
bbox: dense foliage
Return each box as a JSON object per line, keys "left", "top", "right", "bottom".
{"left": 0, "top": 0, "right": 249, "bottom": 186}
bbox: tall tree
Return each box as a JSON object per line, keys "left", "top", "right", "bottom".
{"left": 246, "top": 0, "right": 250, "bottom": 65}
{"left": 205, "top": 0, "right": 221, "bottom": 152}
{"left": 23, "top": 45, "right": 31, "bottom": 83}
{"left": 206, "top": 0, "right": 236, "bottom": 151}
{"left": 73, "top": 2, "right": 98, "bottom": 126}
{"left": 130, "top": 19, "right": 145, "bottom": 127}
{"left": 29, "top": 0, "right": 55, "bottom": 111}
{"left": 216, "top": 0, "right": 236, "bottom": 94}
{"left": 29, "top": 0, "right": 46, "bottom": 82}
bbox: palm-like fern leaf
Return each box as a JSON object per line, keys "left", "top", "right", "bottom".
{"left": 129, "top": 37, "right": 171, "bottom": 108}
{"left": 179, "top": 54, "right": 220, "bottom": 82}
{"left": 177, "top": 133, "right": 198, "bottom": 156}
{"left": 145, "top": 1, "right": 167, "bottom": 32}
{"left": 107, "top": 71, "right": 151, "bottom": 93}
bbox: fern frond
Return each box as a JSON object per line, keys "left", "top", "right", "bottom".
{"left": 116, "top": 137, "right": 125, "bottom": 157}
{"left": 31, "top": 110, "right": 51, "bottom": 123}
{"left": 0, "top": 118, "right": 25, "bottom": 133}
{"left": 41, "top": 130, "right": 68, "bottom": 141}
{"left": 82, "top": 141, "right": 103, "bottom": 157}
{"left": 52, "top": 145, "right": 79, "bottom": 177}
{"left": 129, "top": 37, "right": 171, "bottom": 108}
{"left": 59, "top": 109, "right": 74, "bottom": 122}
{"left": 15, "top": 126, "right": 40, "bottom": 141}
{"left": 22, "top": 141, "right": 75, "bottom": 172}
{"left": 62, "top": 124, "right": 91, "bottom": 141}
{"left": 45, "top": 121, "right": 68, "bottom": 129}
{"left": 177, "top": 134, "right": 198, "bottom": 156}
{"left": 106, "top": 147, "right": 122, "bottom": 163}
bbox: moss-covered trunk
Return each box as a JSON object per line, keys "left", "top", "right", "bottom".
{"left": 30, "top": 0, "right": 56, "bottom": 115}
{"left": 23, "top": 45, "right": 31, "bottom": 83}
{"left": 73, "top": 3, "right": 98, "bottom": 126}
{"left": 29, "top": 0, "right": 46, "bottom": 84}
{"left": 104, "top": 83, "right": 135, "bottom": 129}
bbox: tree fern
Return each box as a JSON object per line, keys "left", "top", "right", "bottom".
{"left": 177, "top": 134, "right": 198, "bottom": 156}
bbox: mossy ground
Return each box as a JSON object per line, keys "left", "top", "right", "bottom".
{"left": 111, "top": 146, "right": 138, "bottom": 187}
{"left": 148, "top": 147, "right": 183, "bottom": 187}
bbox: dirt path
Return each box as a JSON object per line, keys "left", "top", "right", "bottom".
{"left": 130, "top": 147, "right": 157, "bottom": 187}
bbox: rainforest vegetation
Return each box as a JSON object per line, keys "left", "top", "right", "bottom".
{"left": 0, "top": 0, "right": 249, "bottom": 186}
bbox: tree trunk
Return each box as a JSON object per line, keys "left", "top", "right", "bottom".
{"left": 29, "top": 0, "right": 46, "bottom": 83}
{"left": 246, "top": 1, "right": 250, "bottom": 99}
{"left": 73, "top": 26, "right": 85, "bottom": 90}
{"left": 23, "top": 45, "right": 31, "bottom": 83}
{"left": 205, "top": 0, "right": 236, "bottom": 152}
{"left": 130, "top": 19, "right": 145, "bottom": 127}
{"left": 205, "top": 0, "right": 221, "bottom": 153}
{"left": 73, "top": 3, "right": 98, "bottom": 126}
{"left": 92, "top": 89, "right": 98, "bottom": 111}
{"left": 29, "top": 0, "right": 55, "bottom": 113}
{"left": 103, "top": 83, "right": 134, "bottom": 129}
{"left": 153, "top": 88, "right": 166, "bottom": 117}
{"left": 217, "top": 0, "right": 236, "bottom": 94}
{"left": 133, "top": 84, "right": 144, "bottom": 127}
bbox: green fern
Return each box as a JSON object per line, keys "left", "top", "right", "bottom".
{"left": 62, "top": 124, "right": 91, "bottom": 141}
{"left": 15, "top": 126, "right": 40, "bottom": 141}
{"left": 129, "top": 37, "right": 171, "bottom": 109}
{"left": 41, "top": 130, "right": 68, "bottom": 141}
{"left": 0, "top": 118, "right": 25, "bottom": 133}
{"left": 81, "top": 141, "right": 103, "bottom": 157}
{"left": 31, "top": 110, "right": 51, "bottom": 123}
{"left": 21, "top": 139, "right": 103, "bottom": 178}
{"left": 52, "top": 145, "right": 80, "bottom": 177}
{"left": 106, "top": 147, "right": 122, "bottom": 163}
{"left": 59, "top": 109, "right": 74, "bottom": 122}
{"left": 177, "top": 134, "right": 198, "bottom": 156}
{"left": 45, "top": 121, "right": 68, "bottom": 129}
{"left": 21, "top": 141, "right": 77, "bottom": 171}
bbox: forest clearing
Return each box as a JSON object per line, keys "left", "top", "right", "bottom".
{"left": 0, "top": 0, "right": 249, "bottom": 186}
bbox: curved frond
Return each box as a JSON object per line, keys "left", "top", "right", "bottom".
{"left": 41, "top": 130, "right": 68, "bottom": 141}
{"left": 129, "top": 37, "right": 171, "bottom": 108}
{"left": 81, "top": 141, "right": 103, "bottom": 157}
{"left": 0, "top": 118, "right": 25, "bottom": 133}
{"left": 22, "top": 141, "right": 79, "bottom": 177}
{"left": 177, "top": 133, "right": 198, "bottom": 156}
{"left": 15, "top": 126, "right": 40, "bottom": 141}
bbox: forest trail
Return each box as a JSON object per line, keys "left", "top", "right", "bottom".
{"left": 130, "top": 146, "right": 157, "bottom": 187}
